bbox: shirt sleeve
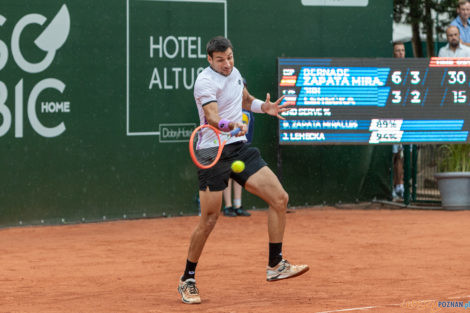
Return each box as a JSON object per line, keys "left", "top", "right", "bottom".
{"left": 194, "top": 77, "right": 217, "bottom": 107}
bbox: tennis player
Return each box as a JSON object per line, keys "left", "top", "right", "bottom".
{"left": 178, "top": 36, "right": 309, "bottom": 304}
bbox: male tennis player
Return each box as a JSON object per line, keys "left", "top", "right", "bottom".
{"left": 178, "top": 36, "right": 309, "bottom": 304}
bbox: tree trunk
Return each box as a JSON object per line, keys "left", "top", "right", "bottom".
{"left": 410, "top": 0, "right": 424, "bottom": 57}
{"left": 424, "top": 0, "right": 434, "bottom": 57}
{"left": 411, "top": 22, "right": 423, "bottom": 57}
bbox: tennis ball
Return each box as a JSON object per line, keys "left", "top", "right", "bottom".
{"left": 231, "top": 160, "right": 245, "bottom": 173}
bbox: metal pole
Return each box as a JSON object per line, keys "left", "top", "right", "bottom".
{"left": 277, "top": 141, "right": 282, "bottom": 182}
{"left": 403, "top": 144, "right": 411, "bottom": 205}
{"left": 411, "top": 145, "right": 418, "bottom": 202}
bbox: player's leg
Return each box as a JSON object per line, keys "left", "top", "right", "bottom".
{"left": 244, "top": 166, "right": 287, "bottom": 242}
{"left": 187, "top": 189, "right": 223, "bottom": 262}
{"left": 179, "top": 142, "right": 237, "bottom": 304}
{"left": 244, "top": 166, "right": 309, "bottom": 281}
{"left": 179, "top": 188, "right": 223, "bottom": 304}
{"left": 231, "top": 144, "right": 287, "bottom": 242}
{"left": 233, "top": 180, "right": 250, "bottom": 216}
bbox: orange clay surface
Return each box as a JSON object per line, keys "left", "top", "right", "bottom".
{"left": 1, "top": 207, "right": 470, "bottom": 313}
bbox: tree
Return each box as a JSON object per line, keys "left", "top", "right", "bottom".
{"left": 394, "top": 0, "right": 458, "bottom": 57}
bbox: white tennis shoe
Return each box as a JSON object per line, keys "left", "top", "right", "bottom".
{"left": 266, "top": 259, "right": 309, "bottom": 281}
{"left": 178, "top": 277, "right": 201, "bottom": 304}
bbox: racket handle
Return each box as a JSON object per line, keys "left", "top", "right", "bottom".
{"left": 230, "top": 128, "right": 241, "bottom": 136}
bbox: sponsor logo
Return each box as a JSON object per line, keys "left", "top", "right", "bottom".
{"left": 158, "top": 123, "right": 196, "bottom": 143}
{"left": 0, "top": 4, "right": 70, "bottom": 138}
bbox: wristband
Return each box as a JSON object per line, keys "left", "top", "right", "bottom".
{"left": 251, "top": 99, "right": 264, "bottom": 113}
{"left": 218, "top": 118, "right": 231, "bottom": 132}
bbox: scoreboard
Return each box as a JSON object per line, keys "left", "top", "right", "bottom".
{"left": 278, "top": 57, "right": 470, "bottom": 145}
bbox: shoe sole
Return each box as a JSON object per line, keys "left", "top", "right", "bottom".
{"left": 267, "top": 265, "right": 310, "bottom": 282}
{"left": 181, "top": 298, "right": 201, "bottom": 304}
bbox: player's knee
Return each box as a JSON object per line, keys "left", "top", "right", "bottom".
{"left": 281, "top": 191, "right": 289, "bottom": 208}
{"left": 272, "top": 191, "right": 289, "bottom": 212}
{"left": 201, "top": 211, "right": 220, "bottom": 233}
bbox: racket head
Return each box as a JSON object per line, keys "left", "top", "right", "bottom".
{"left": 189, "top": 124, "right": 224, "bottom": 169}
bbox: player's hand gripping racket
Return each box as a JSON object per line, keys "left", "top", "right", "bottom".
{"left": 189, "top": 124, "right": 240, "bottom": 169}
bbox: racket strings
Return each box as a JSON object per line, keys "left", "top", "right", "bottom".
{"left": 192, "top": 129, "right": 221, "bottom": 166}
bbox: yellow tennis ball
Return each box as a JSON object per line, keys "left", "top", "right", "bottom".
{"left": 231, "top": 160, "right": 245, "bottom": 173}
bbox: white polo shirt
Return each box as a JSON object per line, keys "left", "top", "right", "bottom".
{"left": 194, "top": 66, "right": 247, "bottom": 148}
{"left": 438, "top": 44, "right": 470, "bottom": 57}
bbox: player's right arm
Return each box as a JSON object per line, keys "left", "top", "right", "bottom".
{"left": 195, "top": 75, "right": 246, "bottom": 135}
{"left": 202, "top": 102, "right": 247, "bottom": 135}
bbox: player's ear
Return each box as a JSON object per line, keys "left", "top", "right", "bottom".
{"left": 207, "top": 54, "right": 212, "bottom": 64}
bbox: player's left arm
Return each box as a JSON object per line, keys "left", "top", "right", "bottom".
{"left": 242, "top": 87, "right": 290, "bottom": 119}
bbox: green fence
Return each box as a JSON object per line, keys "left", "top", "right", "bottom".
{"left": 0, "top": 0, "right": 393, "bottom": 227}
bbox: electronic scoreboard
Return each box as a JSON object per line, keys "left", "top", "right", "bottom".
{"left": 278, "top": 57, "right": 470, "bottom": 145}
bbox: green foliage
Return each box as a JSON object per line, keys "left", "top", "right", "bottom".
{"left": 438, "top": 144, "right": 470, "bottom": 172}
{"left": 393, "top": 0, "right": 458, "bottom": 56}
{"left": 394, "top": 0, "right": 457, "bottom": 34}
{"left": 433, "top": 0, "right": 459, "bottom": 36}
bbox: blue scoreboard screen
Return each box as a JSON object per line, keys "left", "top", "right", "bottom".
{"left": 278, "top": 57, "right": 470, "bottom": 145}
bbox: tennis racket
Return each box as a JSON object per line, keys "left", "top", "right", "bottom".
{"left": 189, "top": 124, "right": 241, "bottom": 169}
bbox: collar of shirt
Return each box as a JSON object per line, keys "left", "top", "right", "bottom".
{"left": 444, "top": 43, "right": 464, "bottom": 50}
{"left": 455, "top": 16, "right": 470, "bottom": 28}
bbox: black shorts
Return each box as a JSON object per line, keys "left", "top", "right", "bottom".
{"left": 198, "top": 142, "right": 267, "bottom": 191}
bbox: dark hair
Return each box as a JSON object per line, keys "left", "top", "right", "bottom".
{"left": 393, "top": 41, "right": 404, "bottom": 47}
{"left": 206, "top": 36, "right": 233, "bottom": 57}
{"left": 458, "top": 0, "right": 470, "bottom": 8}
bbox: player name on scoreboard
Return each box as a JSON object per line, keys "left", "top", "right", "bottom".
{"left": 277, "top": 57, "right": 470, "bottom": 145}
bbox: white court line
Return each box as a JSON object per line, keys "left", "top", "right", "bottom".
{"left": 316, "top": 306, "right": 379, "bottom": 313}
{"left": 315, "top": 295, "right": 470, "bottom": 313}
{"left": 316, "top": 304, "right": 400, "bottom": 313}
{"left": 448, "top": 295, "right": 470, "bottom": 300}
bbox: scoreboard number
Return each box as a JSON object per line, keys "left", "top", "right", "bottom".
{"left": 410, "top": 90, "right": 421, "bottom": 104}
{"left": 369, "top": 131, "right": 403, "bottom": 144}
{"left": 410, "top": 71, "right": 421, "bottom": 84}
{"left": 452, "top": 90, "right": 467, "bottom": 104}
{"left": 391, "top": 71, "right": 402, "bottom": 84}
{"left": 391, "top": 90, "right": 401, "bottom": 104}
{"left": 369, "top": 119, "right": 403, "bottom": 131}
{"left": 448, "top": 71, "right": 466, "bottom": 84}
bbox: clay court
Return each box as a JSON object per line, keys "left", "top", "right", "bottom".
{"left": 1, "top": 206, "right": 469, "bottom": 313}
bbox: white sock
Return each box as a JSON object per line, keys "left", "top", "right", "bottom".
{"left": 233, "top": 199, "right": 241, "bottom": 208}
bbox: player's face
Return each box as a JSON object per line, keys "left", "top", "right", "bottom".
{"left": 208, "top": 48, "right": 234, "bottom": 76}
{"left": 447, "top": 27, "right": 461, "bottom": 47}
{"left": 393, "top": 44, "right": 405, "bottom": 58}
